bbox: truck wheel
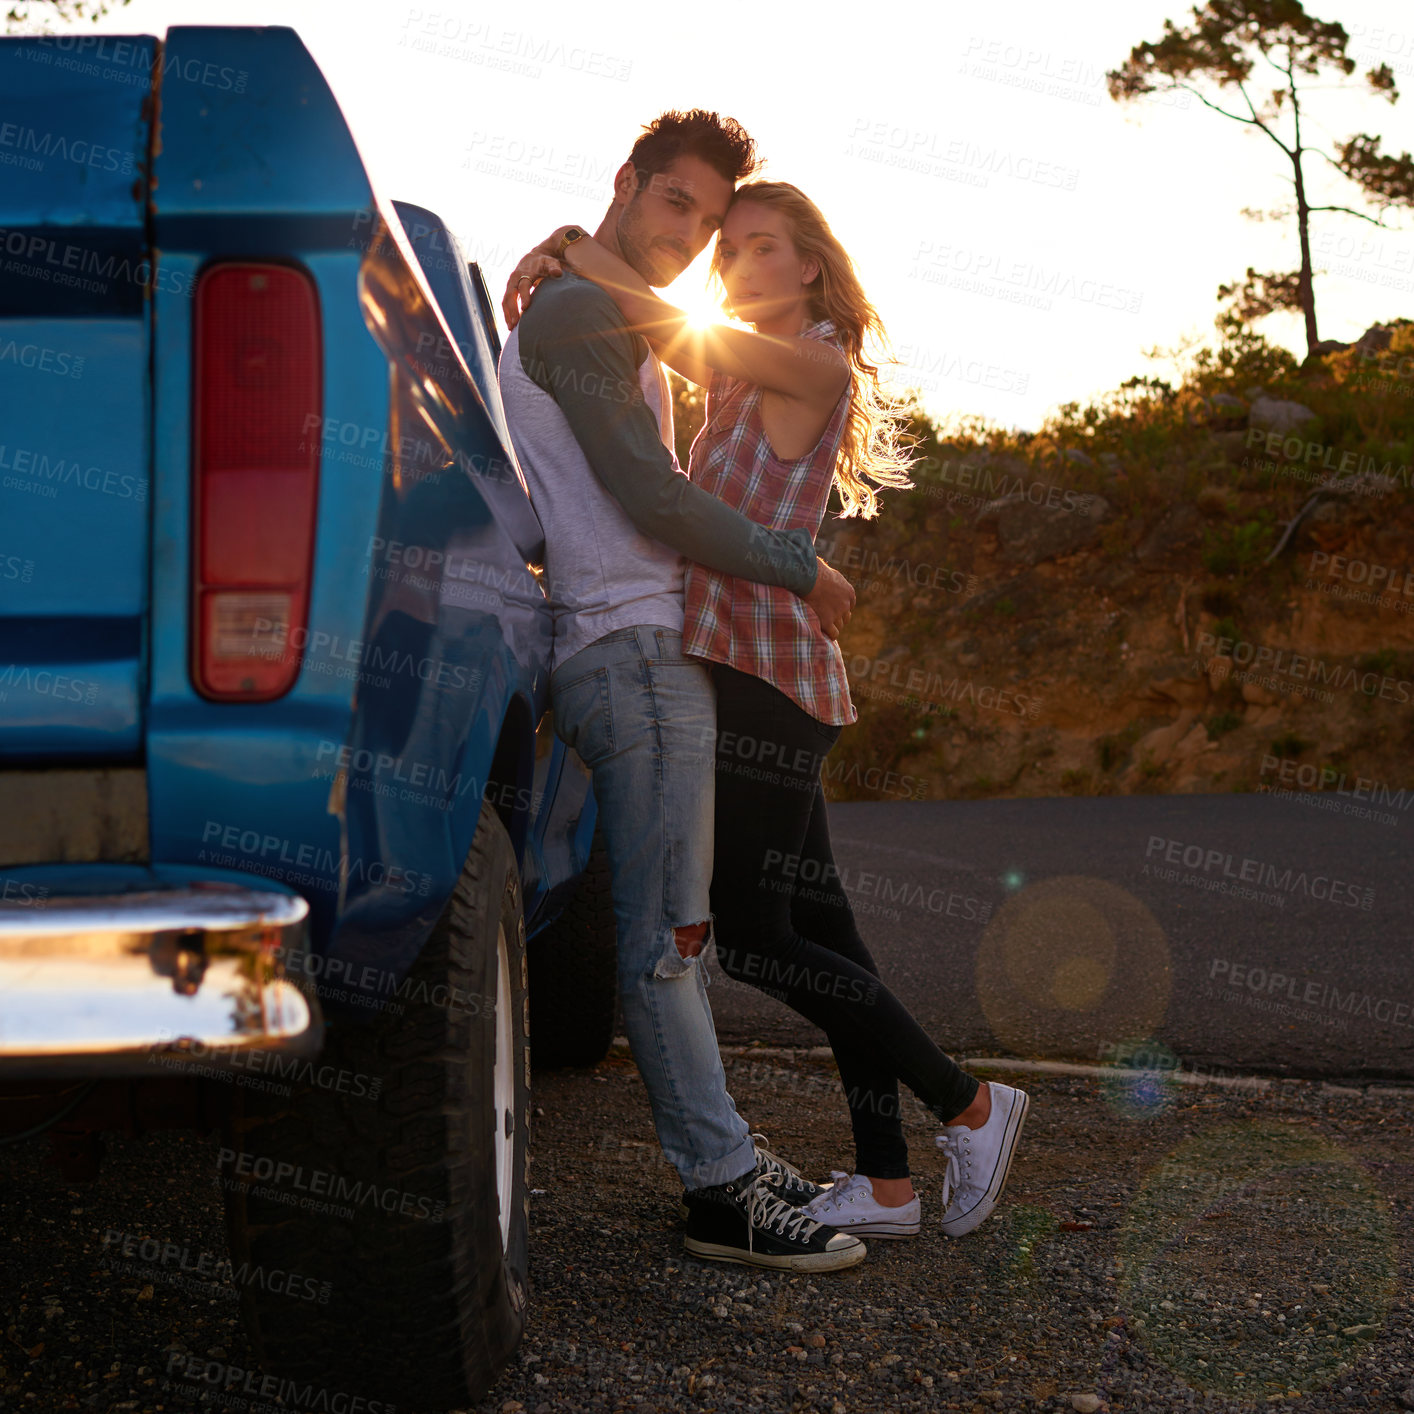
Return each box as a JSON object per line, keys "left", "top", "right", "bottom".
{"left": 220, "top": 800, "right": 530, "bottom": 1410}
{"left": 527, "top": 833, "right": 617, "bottom": 1069}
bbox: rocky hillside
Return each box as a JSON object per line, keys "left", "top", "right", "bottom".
{"left": 819, "top": 320, "right": 1414, "bottom": 810}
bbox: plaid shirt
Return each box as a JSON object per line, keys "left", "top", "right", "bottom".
{"left": 683, "top": 318, "right": 857, "bottom": 727}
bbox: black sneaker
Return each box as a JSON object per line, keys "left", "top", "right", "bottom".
{"left": 677, "top": 1137, "right": 831, "bottom": 1220}
{"left": 682, "top": 1169, "right": 867, "bottom": 1272}
{"left": 750, "top": 1132, "right": 831, "bottom": 1206}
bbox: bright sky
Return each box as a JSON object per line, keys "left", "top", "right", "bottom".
{"left": 36, "top": 0, "right": 1414, "bottom": 430}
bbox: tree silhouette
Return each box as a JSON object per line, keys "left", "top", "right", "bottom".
{"left": 1108, "top": 1, "right": 1414, "bottom": 354}
{"left": 5, "top": 0, "right": 130, "bottom": 32}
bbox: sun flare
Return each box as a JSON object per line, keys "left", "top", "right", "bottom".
{"left": 681, "top": 287, "right": 727, "bottom": 330}
{"left": 664, "top": 264, "right": 727, "bottom": 330}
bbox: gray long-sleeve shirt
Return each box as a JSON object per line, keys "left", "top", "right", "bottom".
{"left": 497, "top": 272, "right": 818, "bottom": 668}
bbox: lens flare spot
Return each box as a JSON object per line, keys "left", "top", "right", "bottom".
{"left": 1051, "top": 954, "right": 1110, "bottom": 1010}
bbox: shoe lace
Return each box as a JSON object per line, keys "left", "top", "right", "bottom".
{"left": 804, "top": 1170, "right": 857, "bottom": 1218}
{"left": 935, "top": 1132, "right": 968, "bottom": 1212}
{"left": 749, "top": 1133, "right": 810, "bottom": 1191}
{"left": 738, "top": 1174, "right": 824, "bottom": 1254}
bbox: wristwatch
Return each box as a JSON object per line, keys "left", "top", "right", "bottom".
{"left": 553, "top": 227, "right": 585, "bottom": 262}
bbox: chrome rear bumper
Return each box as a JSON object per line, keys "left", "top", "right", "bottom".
{"left": 0, "top": 880, "right": 321, "bottom": 1073}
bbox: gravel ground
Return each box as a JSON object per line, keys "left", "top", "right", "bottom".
{"left": 1, "top": 1054, "right": 1411, "bottom": 1414}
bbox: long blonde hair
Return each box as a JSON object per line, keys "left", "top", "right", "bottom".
{"left": 710, "top": 180, "right": 916, "bottom": 518}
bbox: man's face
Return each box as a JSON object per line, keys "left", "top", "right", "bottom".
{"left": 615, "top": 154, "right": 733, "bottom": 289}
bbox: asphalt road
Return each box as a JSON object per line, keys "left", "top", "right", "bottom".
{"left": 702, "top": 795, "right": 1414, "bottom": 1084}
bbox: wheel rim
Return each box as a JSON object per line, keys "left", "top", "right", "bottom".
{"left": 492, "top": 919, "right": 515, "bottom": 1254}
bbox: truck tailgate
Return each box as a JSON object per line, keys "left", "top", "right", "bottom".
{"left": 0, "top": 36, "right": 155, "bottom": 760}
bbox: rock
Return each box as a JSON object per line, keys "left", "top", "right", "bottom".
{"left": 1064, "top": 448, "right": 1097, "bottom": 469}
{"left": 1129, "top": 710, "right": 1200, "bottom": 776}
{"left": 1134, "top": 502, "right": 1202, "bottom": 566}
{"left": 1297, "top": 497, "right": 1373, "bottom": 552}
{"left": 948, "top": 451, "right": 1032, "bottom": 501}
{"left": 1072, "top": 1395, "right": 1104, "bottom": 1413}
{"left": 1240, "top": 679, "right": 1280, "bottom": 707}
{"left": 1359, "top": 322, "right": 1398, "bottom": 354}
{"left": 1312, "top": 322, "right": 1396, "bottom": 359}
{"left": 1172, "top": 720, "right": 1216, "bottom": 763}
{"left": 1249, "top": 396, "right": 1318, "bottom": 436}
{"left": 1211, "top": 428, "right": 1252, "bottom": 460}
{"left": 1144, "top": 660, "right": 1209, "bottom": 710}
{"left": 974, "top": 493, "right": 1111, "bottom": 567}
{"left": 1243, "top": 384, "right": 1268, "bottom": 401}
{"left": 1208, "top": 392, "right": 1248, "bottom": 423}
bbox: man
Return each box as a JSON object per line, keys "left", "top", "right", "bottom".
{"left": 497, "top": 110, "right": 862, "bottom": 1271}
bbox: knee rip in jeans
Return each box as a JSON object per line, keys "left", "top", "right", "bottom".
{"left": 654, "top": 916, "right": 715, "bottom": 981}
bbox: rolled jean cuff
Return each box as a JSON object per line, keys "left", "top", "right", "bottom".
{"left": 683, "top": 1137, "right": 759, "bottom": 1194}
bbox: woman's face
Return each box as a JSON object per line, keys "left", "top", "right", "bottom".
{"left": 715, "top": 202, "right": 817, "bottom": 325}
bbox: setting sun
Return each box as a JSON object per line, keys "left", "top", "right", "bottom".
{"left": 662, "top": 244, "right": 730, "bottom": 329}
{"left": 669, "top": 279, "right": 728, "bottom": 330}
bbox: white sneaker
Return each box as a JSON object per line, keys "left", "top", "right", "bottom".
{"left": 935, "top": 1082, "right": 1030, "bottom": 1236}
{"left": 801, "top": 1170, "right": 921, "bottom": 1238}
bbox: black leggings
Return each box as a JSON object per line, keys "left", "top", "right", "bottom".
{"left": 709, "top": 663, "right": 979, "bottom": 1179}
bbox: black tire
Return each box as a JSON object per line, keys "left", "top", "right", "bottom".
{"left": 526, "top": 833, "right": 617, "bottom": 1069}
{"left": 220, "top": 800, "right": 530, "bottom": 1411}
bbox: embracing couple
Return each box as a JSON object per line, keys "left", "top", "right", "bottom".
{"left": 496, "top": 109, "right": 1028, "bottom": 1271}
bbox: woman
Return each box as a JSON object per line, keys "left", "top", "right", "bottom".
{"left": 503, "top": 183, "right": 1028, "bottom": 1239}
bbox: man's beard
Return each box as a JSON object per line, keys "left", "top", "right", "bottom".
{"left": 618, "top": 201, "right": 687, "bottom": 288}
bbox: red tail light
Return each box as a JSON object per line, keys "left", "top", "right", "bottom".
{"left": 191, "top": 263, "right": 322, "bottom": 700}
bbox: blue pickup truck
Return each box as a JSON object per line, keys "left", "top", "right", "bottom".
{"left": 0, "top": 23, "right": 616, "bottom": 1409}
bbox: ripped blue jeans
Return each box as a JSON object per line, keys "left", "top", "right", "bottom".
{"left": 549, "top": 624, "right": 756, "bottom": 1191}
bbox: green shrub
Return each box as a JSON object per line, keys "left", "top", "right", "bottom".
{"left": 1202, "top": 518, "right": 1274, "bottom": 575}
{"left": 1359, "top": 648, "right": 1400, "bottom": 677}
{"left": 1206, "top": 711, "right": 1243, "bottom": 739}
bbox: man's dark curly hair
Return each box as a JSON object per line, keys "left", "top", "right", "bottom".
{"left": 627, "top": 109, "right": 760, "bottom": 190}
